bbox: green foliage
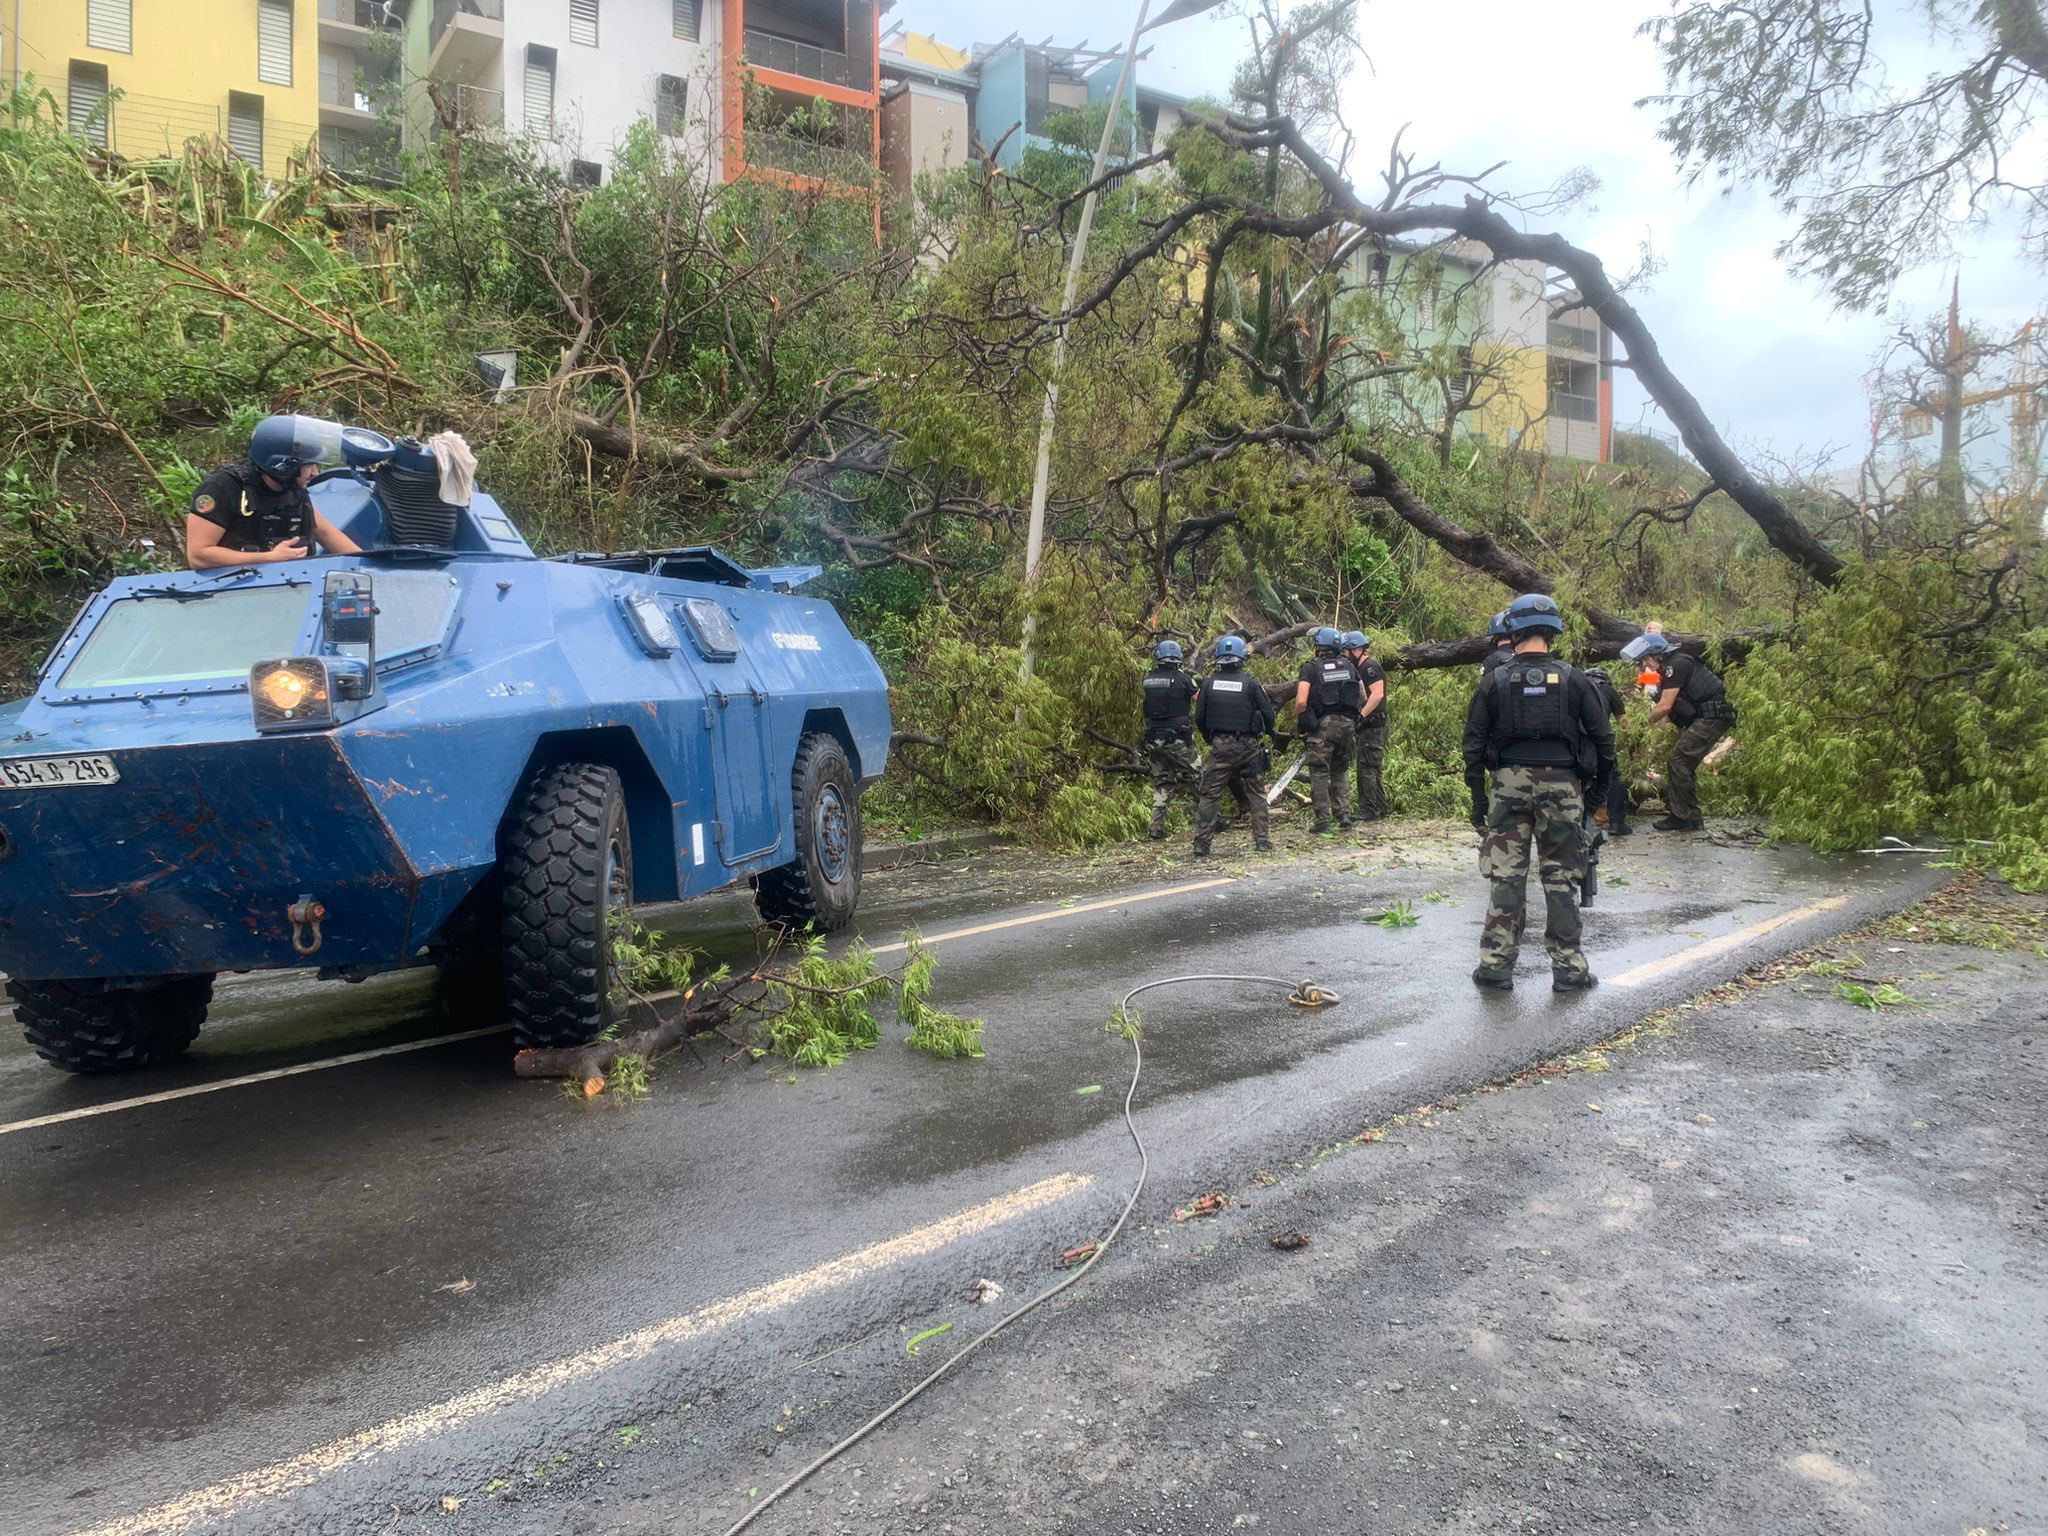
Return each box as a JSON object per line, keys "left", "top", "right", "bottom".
{"left": 764, "top": 933, "right": 892, "bottom": 1068}
{"left": 1722, "top": 558, "right": 2048, "bottom": 889}
{"left": 1833, "top": 980, "right": 1916, "bottom": 1011}
{"left": 1372, "top": 900, "right": 1419, "bottom": 929}
{"left": 897, "top": 931, "right": 985, "bottom": 1059}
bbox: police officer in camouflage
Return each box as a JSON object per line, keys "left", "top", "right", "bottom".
{"left": 1344, "top": 629, "right": 1390, "bottom": 821}
{"left": 1462, "top": 593, "right": 1616, "bottom": 993}
{"left": 1294, "top": 626, "right": 1360, "bottom": 834}
{"left": 1140, "top": 640, "right": 1200, "bottom": 840}
{"left": 1622, "top": 630, "right": 1736, "bottom": 832}
{"left": 1192, "top": 635, "right": 1276, "bottom": 857}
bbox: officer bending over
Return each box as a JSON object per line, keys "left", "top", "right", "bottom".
{"left": 1294, "top": 626, "right": 1360, "bottom": 834}
{"left": 1140, "top": 640, "right": 1200, "bottom": 841}
{"left": 1462, "top": 593, "right": 1616, "bottom": 993}
{"left": 1192, "top": 636, "right": 1276, "bottom": 857}
{"left": 1344, "top": 629, "right": 1390, "bottom": 822}
{"left": 187, "top": 415, "right": 361, "bottom": 569}
{"left": 1621, "top": 631, "right": 1736, "bottom": 833}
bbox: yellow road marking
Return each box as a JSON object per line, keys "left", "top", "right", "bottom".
{"left": 69, "top": 1172, "right": 1095, "bottom": 1536}
{"left": 1607, "top": 895, "right": 1852, "bottom": 988}
{"left": 0, "top": 1027, "right": 508, "bottom": 1139}
{"left": 868, "top": 877, "right": 1236, "bottom": 955}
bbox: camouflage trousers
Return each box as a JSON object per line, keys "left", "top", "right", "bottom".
{"left": 1194, "top": 735, "right": 1270, "bottom": 847}
{"left": 1303, "top": 714, "right": 1356, "bottom": 826}
{"left": 1144, "top": 733, "right": 1200, "bottom": 836}
{"left": 1476, "top": 764, "right": 1591, "bottom": 982}
{"left": 1353, "top": 717, "right": 1390, "bottom": 820}
{"left": 1665, "top": 717, "right": 1729, "bottom": 823}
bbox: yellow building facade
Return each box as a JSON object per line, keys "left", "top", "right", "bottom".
{"left": 7, "top": 0, "right": 323, "bottom": 178}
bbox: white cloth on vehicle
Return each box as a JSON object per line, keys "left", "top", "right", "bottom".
{"left": 429, "top": 431, "right": 477, "bottom": 507}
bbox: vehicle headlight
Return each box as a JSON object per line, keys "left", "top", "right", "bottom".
{"left": 251, "top": 658, "right": 335, "bottom": 731}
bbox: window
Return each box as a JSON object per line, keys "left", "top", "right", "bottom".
{"left": 673, "top": 0, "right": 700, "bottom": 42}
{"left": 1548, "top": 357, "right": 1599, "bottom": 423}
{"left": 67, "top": 61, "right": 109, "bottom": 147}
{"left": 569, "top": 0, "right": 599, "bottom": 46}
{"left": 257, "top": 0, "right": 294, "bottom": 86}
{"left": 228, "top": 91, "right": 265, "bottom": 164}
{"left": 681, "top": 598, "right": 741, "bottom": 661}
{"left": 655, "top": 74, "right": 687, "bottom": 135}
{"left": 568, "top": 158, "right": 602, "bottom": 187}
{"left": 1417, "top": 279, "right": 1439, "bottom": 331}
{"left": 523, "top": 45, "right": 556, "bottom": 135}
{"left": 87, "top": 0, "right": 132, "bottom": 53}
{"left": 59, "top": 586, "right": 311, "bottom": 691}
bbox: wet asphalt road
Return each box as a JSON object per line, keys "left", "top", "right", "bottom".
{"left": 0, "top": 827, "right": 1943, "bottom": 1535}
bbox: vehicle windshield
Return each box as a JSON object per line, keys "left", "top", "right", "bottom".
{"left": 57, "top": 585, "right": 311, "bottom": 690}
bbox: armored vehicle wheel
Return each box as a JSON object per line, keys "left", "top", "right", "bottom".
{"left": 8, "top": 975, "right": 213, "bottom": 1074}
{"left": 754, "top": 732, "right": 862, "bottom": 932}
{"left": 502, "top": 763, "right": 633, "bottom": 1050}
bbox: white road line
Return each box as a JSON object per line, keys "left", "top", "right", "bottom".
{"left": 69, "top": 1171, "right": 1095, "bottom": 1536}
{"left": 1607, "top": 895, "right": 1852, "bottom": 988}
{"left": 868, "top": 876, "right": 1237, "bottom": 955}
{"left": 0, "top": 1027, "right": 507, "bottom": 1139}
{"left": 2, "top": 879, "right": 1236, "bottom": 1137}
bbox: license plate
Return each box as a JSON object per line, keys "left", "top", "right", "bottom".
{"left": 0, "top": 754, "right": 121, "bottom": 789}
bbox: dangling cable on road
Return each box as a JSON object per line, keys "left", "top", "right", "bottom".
{"left": 719, "top": 972, "right": 1336, "bottom": 1536}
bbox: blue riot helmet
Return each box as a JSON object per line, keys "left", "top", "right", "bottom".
{"left": 1312, "top": 625, "right": 1342, "bottom": 651}
{"left": 249, "top": 415, "right": 344, "bottom": 480}
{"left": 1153, "top": 639, "right": 1184, "bottom": 665}
{"left": 1342, "top": 630, "right": 1368, "bottom": 650}
{"left": 1503, "top": 592, "right": 1566, "bottom": 637}
{"left": 1620, "top": 631, "right": 1670, "bottom": 662}
{"left": 1212, "top": 634, "right": 1248, "bottom": 665}
{"left": 1487, "top": 610, "right": 1510, "bottom": 639}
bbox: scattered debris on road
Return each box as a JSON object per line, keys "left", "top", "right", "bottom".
{"left": 968, "top": 1278, "right": 1004, "bottom": 1305}
{"left": 1173, "top": 1192, "right": 1230, "bottom": 1222}
{"left": 1269, "top": 1230, "right": 1311, "bottom": 1251}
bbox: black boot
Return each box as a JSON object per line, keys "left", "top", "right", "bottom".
{"left": 1471, "top": 968, "right": 1514, "bottom": 991}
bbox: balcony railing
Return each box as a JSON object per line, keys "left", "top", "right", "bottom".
{"left": 319, "top": 126, "right": 401, "bottom": 183}
{"left": 1550, "top": 392, "right": 1599, "bottom": 423}
{"left": 1547, "top": 321, "right": 1599, "bottom": 356}
{"left": 743, "top": 28, "right": 860, "bottom": 89}
{"left": 320, "top": 0, "right": 400, "bottom": 27}
{"left": 430, "top": 82, "right": 504, "bottom": 135}
{"left": 743, "top": 128, "right": 874, "bottom": 185}
{"left": 81, "top": 91, "right": 315, "bottom": 171}
{"left": 432, "top": 0, "right": 505, "bottom": 53}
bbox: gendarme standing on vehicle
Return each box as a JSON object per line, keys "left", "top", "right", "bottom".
{"left": 1462, "top": 593, "right": 1616, "bottom": 993}
{"left": 1139, "top": 640, "right": 1200, "bottom": 841}
{"left": 186, "top": 415, "right": 361, "bottom": 569}
{"left": 1192, "top": 635, "right": 1276, "bottom": 857}
{"left": 1622, "top": 630, "right": 1736, "bottom": 832}
{"left": 1294, "top": 626, "right": 1360, "bottom": 834}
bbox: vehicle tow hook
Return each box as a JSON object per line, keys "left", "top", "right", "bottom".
{"left": 287, "top": 895, "right": 327, "bottom": 956}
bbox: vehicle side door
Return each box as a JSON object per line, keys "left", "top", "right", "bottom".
{"left": 675, "top": 595, "right": 779, "bottom": 864}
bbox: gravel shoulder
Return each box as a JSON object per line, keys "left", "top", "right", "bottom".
{"left": 492, "top": 876, "right": 2048, "bottom": 1536}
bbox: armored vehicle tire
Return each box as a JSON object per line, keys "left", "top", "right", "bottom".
{"left": 502, "top": 763, "right": 633, "bottom": 1050}
{"left": 9, "top": 975, "right": 213, "bottom": 1074}
{"left": 754, "top": 732, "right": 862, "bottom": 932}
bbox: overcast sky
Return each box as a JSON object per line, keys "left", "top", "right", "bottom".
{"left": 890, "top": 0, "right": 2044, "bottom": 470}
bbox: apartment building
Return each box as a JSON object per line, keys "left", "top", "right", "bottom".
{"left": 400, "top": 0, "right": 727, "bottom": 184}
{"left": 1357, "top": 240, "right": 1614, "bottom": 463}
{"left": 10, "top": 0, "right": 323, "bottom": 178}
{"left": 879, "top": 30, "right": 1183, "bottom": 211}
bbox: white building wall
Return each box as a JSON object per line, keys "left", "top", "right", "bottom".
{"left": 504, "top": 0, "right": 726, "bottom": 179}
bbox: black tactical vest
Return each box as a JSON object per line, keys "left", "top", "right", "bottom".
{"left": 1670, "top": 657, "right": 1728, "bottom": 727}
{"left": 1202, "top": 671, "right": 1261, "bottom": 735}
{"left": 1487, "top": 660, "right": 1581, "bottom": 770}
{"left": 1312, "top": 654, "right": 1361, "bottom": 714}
{"left": 1141, "top": 667, "right": 1193, "bottom": 734}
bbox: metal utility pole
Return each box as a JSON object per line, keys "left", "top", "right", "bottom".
{"left": 1015, "top": 0, "right": 1152, "bottom": 696}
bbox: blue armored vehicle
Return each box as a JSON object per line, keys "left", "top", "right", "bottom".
{"left": 0, "top": 419, "right": 891, "bottom": 1072}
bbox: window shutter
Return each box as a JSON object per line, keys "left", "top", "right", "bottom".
{"left": 569, "top": 0, "right": 599, "bottom": 46}
{"left": 257, "top": 0, "right": 293, "bottom": 86}
{"left": 228, "top": 94, "right": 265, "bottom": 164}
{"left": 672, "top": 0, "right": 700, "bottom": 42}
{"left": 523, "top": 48, "right": 555, "bottom": 135}
{"left": 86, "top": 0, "right": 132, "bottom": 54}
{"left": 655, "top": 75, "right": 686, "bottom": 134}
{"left": 67, "top": 63, "right": 109, "bottom": 147}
